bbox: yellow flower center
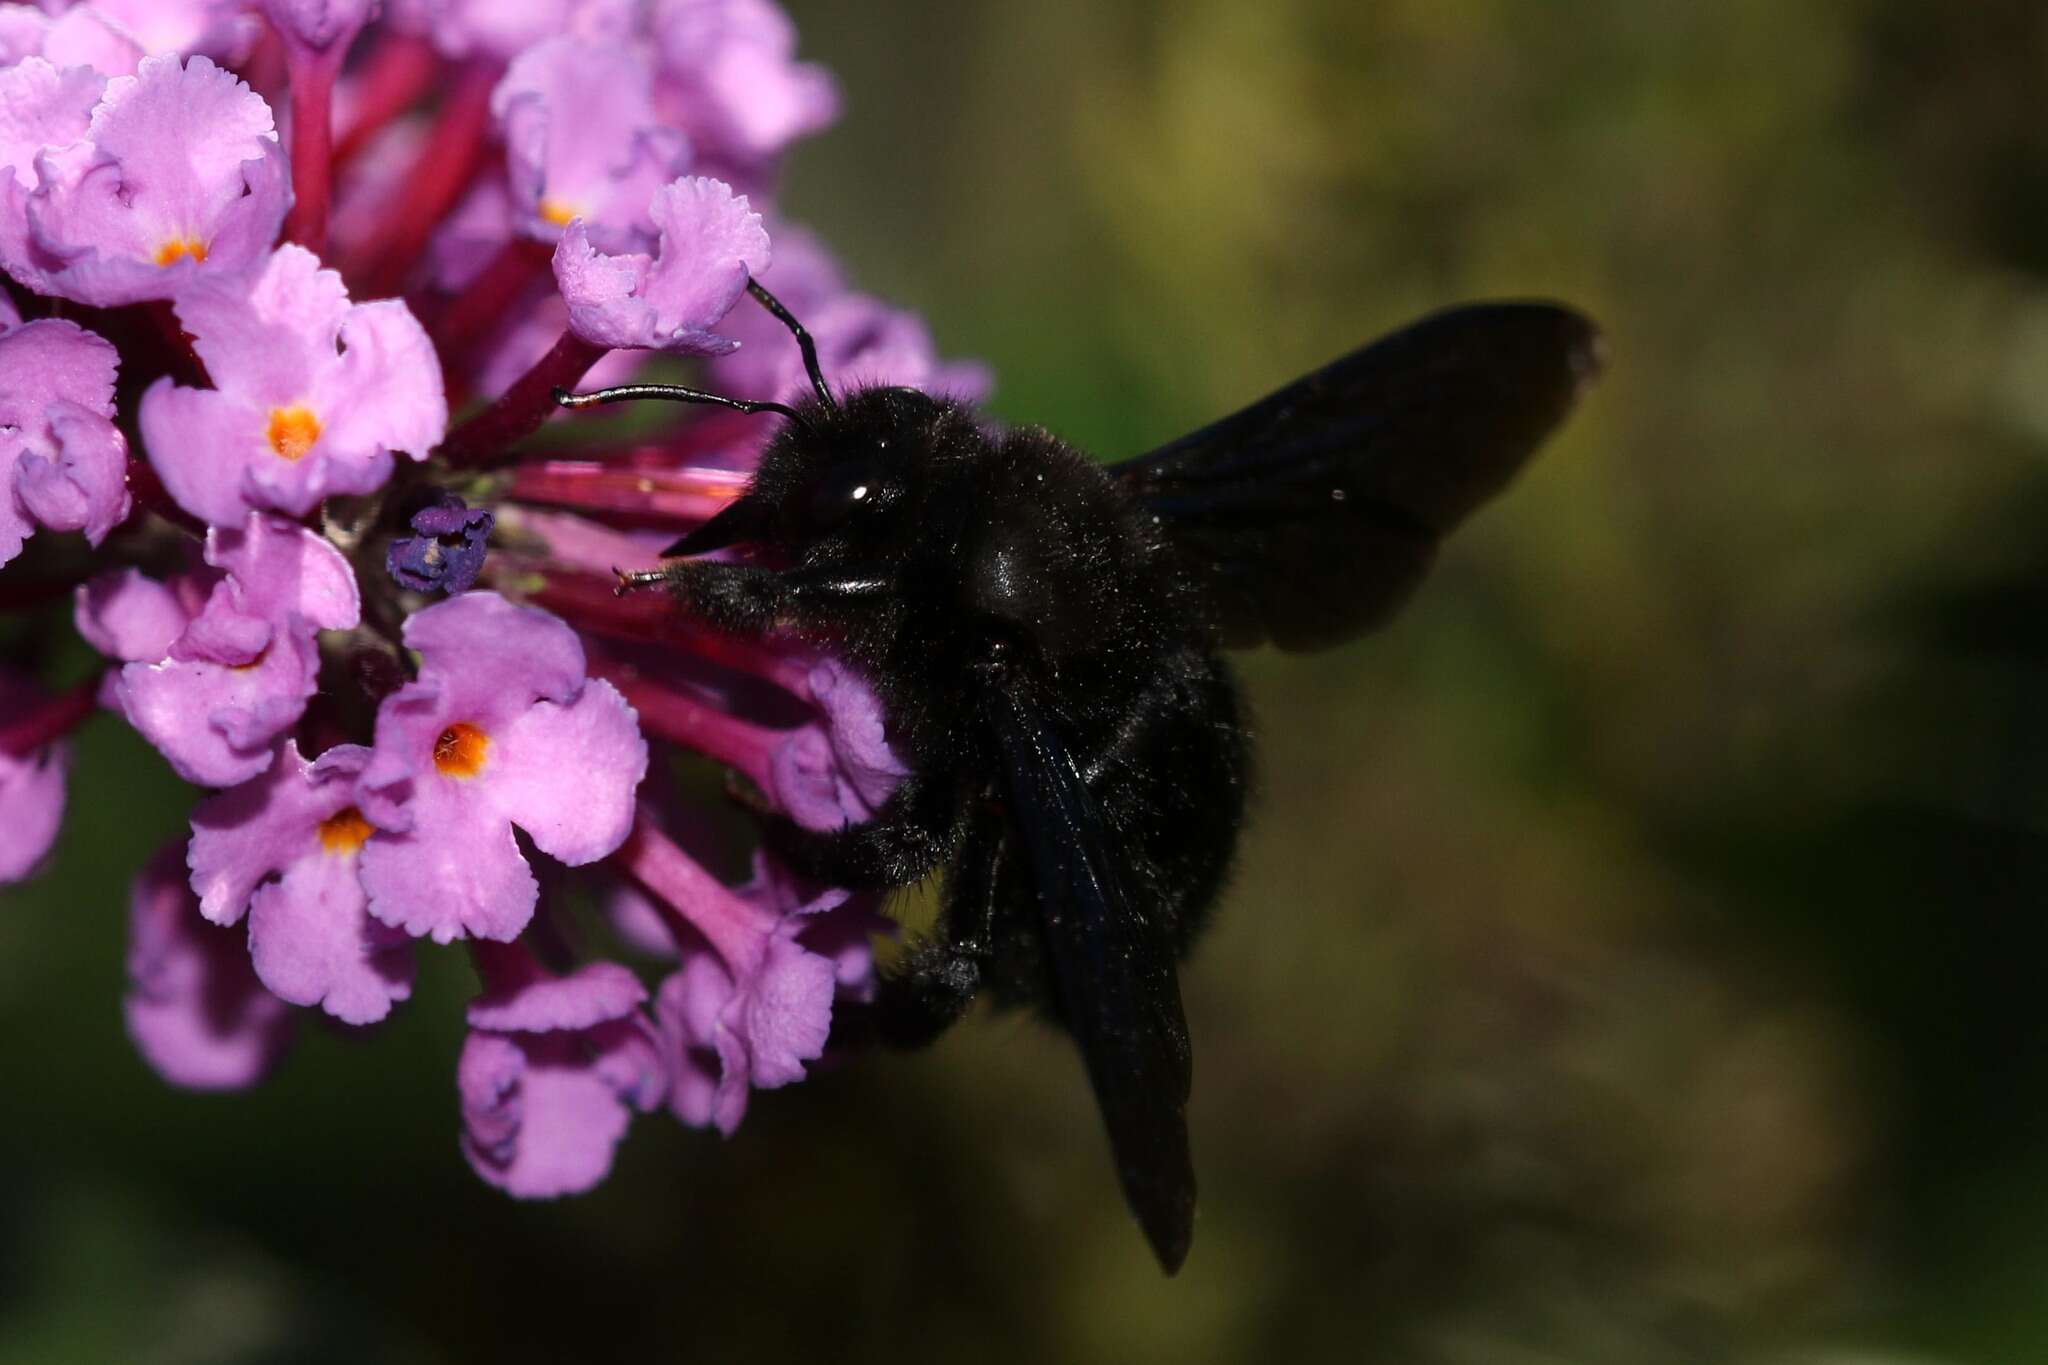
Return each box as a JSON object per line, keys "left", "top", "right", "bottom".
{"left": 266, "top": 406, "right": 323, "bottom": 461}
{"left": 318, "top": 806, "right": 375, "bottom": 856}
{"left": 434, "top": 723, "right": 489, "bottom": 779}
{"left": 538, "top": 198, "right": 580, "bottom": 227}
{"left": 153, "top": 237, "right": 208, "bottom": 266}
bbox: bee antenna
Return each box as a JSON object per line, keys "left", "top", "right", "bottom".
{"left": 746, "top": 278, "right": 836, "bottom": 410}
{"left": 552, "top": 384, "right": 803, "bottom": 425}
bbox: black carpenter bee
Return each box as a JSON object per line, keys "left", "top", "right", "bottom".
{"left": 556, "top": 280, "right": 1602, "bottom": 1273}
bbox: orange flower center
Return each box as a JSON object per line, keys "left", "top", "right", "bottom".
{"left": 538, "top": 198, "right": 579, "bottom": 227}
{"left": 266, "top": 406, "right": 323, "bottom": 461}
{"left": 434, "top": 722, "right": 489, "bottom": 779}
{"left": 153, "top": 237, "right": 208, "bottom": 266}
{"left": 318, "top": 806, "right": 375, "bottom": 856}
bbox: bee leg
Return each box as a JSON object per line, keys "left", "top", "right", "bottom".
{"left": 747, "top": 772, "right": 959, "bottom": 891}
{"left": 841, "top": 820, "right": 1006, "bottom": 1050}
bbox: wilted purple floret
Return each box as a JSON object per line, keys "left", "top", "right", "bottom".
{"left": 0, "top": 316, "right": 130, "bottom": 568}
{"left": 459, "top": 955, "right": 666, "bottom": 1197}
{"left": 1, "top": 54, "right": 288, "bottom": 306}
{"left": 492, "top": 35, "right": 688, "bottom": 249}
{"left": 0, "top": 670, "right": 69, "bottom": 885}
{"left": 553, "top": 174, "right": 769, "bottom": 353}
{"left": 649, "top": 0, "right": 836, "bottom": 169}
{"left": 187, "top": 741, "right": 416, "bottom": 1025}
{"left": 387, "top": 493, "right": 494, "bottom": 595}
{"left": 124, "top": 843, "right": 295, "bottom": 1090}
{"left": 355, "top": 591, "right": 648, "bottom": 944}
{"left": 116, "top": 515, "right": 361, "bottom": 787}
{"left": 141, "top": 243, "right": 446, "bottom": 526}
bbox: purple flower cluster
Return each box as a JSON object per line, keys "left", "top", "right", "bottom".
{"left": 0, "top": 1, "right": 982, "bottom": 1198}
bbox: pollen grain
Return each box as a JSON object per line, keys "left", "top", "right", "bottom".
{"left": 434, "top": 722, "right": 490, "bottom": 779}
{"left": 266, "top": 405, "right": 323, "bottom": 461}
{"left": 153, "top": 237, "right": 209, "bottom": 266}
{"left": 318, "top": 806, "right": 375, "bottom": 856}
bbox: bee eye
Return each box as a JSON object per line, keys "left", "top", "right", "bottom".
{"left": 806, "top": 458, "right": 888, "bottom": 532}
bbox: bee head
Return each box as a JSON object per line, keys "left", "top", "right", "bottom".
{"left": 666, "top": 385, "right": 980, "bottom": 569}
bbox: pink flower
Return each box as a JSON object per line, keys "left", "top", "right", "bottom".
{"left": 1, "top": 54, "right": 288, "bottom": 306}
{"left": 124, "top": 843, "right": 296, "bottom": 1089}
{"left": 356, "top": 591, "right": 648, "bottom": 944}
{"left": 492, "top": 35, "right": 689, "bottom": 249}
{"left": 0, "top": 315, "right": 130, "bottom": 568}
{"left": 458, "top": 949, "right": 667, "bottom": 1197}
{"left": 259, "top": 0, "right": 380, "bottom": 56}
{"left": 0, "top": 8, "right": 143, "bottom": 74}
{"left": 0, "top": 58, "right": 106, "bottom": 190}
{"left": 649, "top": 0, "right": 836, "bottom": 170}
{"left": 553, "top": 175, "right": 769, "bottom": 353}
{"left": 710, "top": 226, "right": 991, "bottom": 408}
{"left": 619, "top": 814, "right": 845, "bottom": 1135}
{"left": 113, "top": 515, "right": 362, "bottom": 787}
{"left": 0, "top": 670, "right": 71, "bottom": 885}
{"left": 140, "top": 243, "right": 446, "bottom": 526}
{"left": 0, "top": 0, "right": 990, "bottom": 1210}
{"left": 187, "top": 741, "right": 416, "bottom": 1025}
{"left": 62, "top": 0, "right": 264, "bottom": 64}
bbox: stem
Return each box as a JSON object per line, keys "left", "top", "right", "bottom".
{"left": 0, "top": 673, "right": 102, "bottom": 758}
{"left": 350, "top": 61, "right": 497, "bottom": 300}
{"left": 613, "top": 809, "right": 772, "bottom": 969}
{"left": 439, "top": 331, "right": 609, "bottom": 467}
{"left": 283, "top": 52, "right": 341, "bottom": 251}
{"left": 333, "top": 33, "right": 437, "bottom": 169}
{"left": 528, "top": 573, "right": 814, "bottom": 698}
{"left": 430, "top": 237, "right": 553, "bottom": 371}
{"left": 587, "top": 659, "right": 781, "bottom": 791}
{"left": 507, "top": 460, "right": 744, "bottom": 525}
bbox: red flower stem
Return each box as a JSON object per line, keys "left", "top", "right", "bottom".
{"left": 333, "top": 33, "right": 437, "bottom": 169}
{"left": 352, "top": 61, "right": 497, "bottom": 299}
{"left": 282, "top": 52, "right": 341, "bottom": 251}
{"left": 429, "top": 237, "right": 555, "bottom": 399}
{"left": 587, "top": 660, "right": 781, "bottom": 788}
{"left": 439, "top": 331, "right": 609, "bottom": 467}
{"left": 507, "top": 461, "right": 743, "bottom": 524}
{"left": 0, "top": 673, "right": 103, "bottom": 758}
{"left": 530, "top": 574, "right": 814, "bottom": 697}
{"left": 613, "top": 810, "right": 769, "bottom": 965}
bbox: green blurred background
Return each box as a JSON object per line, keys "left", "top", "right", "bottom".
{"left": 10, "top": 1, "right": 2048, "bottom": 1360}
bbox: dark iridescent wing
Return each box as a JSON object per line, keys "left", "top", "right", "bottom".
{"left": 1110, "top": 302, "right": 1603, "bottom": 652}
{"left": 985, "top": 686, "right": 1197, "bottom": 1274}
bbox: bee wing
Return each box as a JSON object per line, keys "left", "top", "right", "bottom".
{"left": 1110, "top": 302, "right": 1603, "bottom": 652}
{"left": 985, "top": 686, "right": 1197, "bottom": 1274}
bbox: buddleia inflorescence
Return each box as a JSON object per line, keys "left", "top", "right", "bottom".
{"left": 0, "top": 0, "right": 984, "bottom": 1197}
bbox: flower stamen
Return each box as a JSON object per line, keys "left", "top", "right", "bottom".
{"left": 435, "top": 723, "right": 490, "bottom": 778}
{"left": 153, "top": 237, "right": 209, "bottom": 266}
{"left": 266, "top": 406, "right": 323, "bottom": 461}
{"left": 318, "top": 807, "right": 375, "bottom": 855}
